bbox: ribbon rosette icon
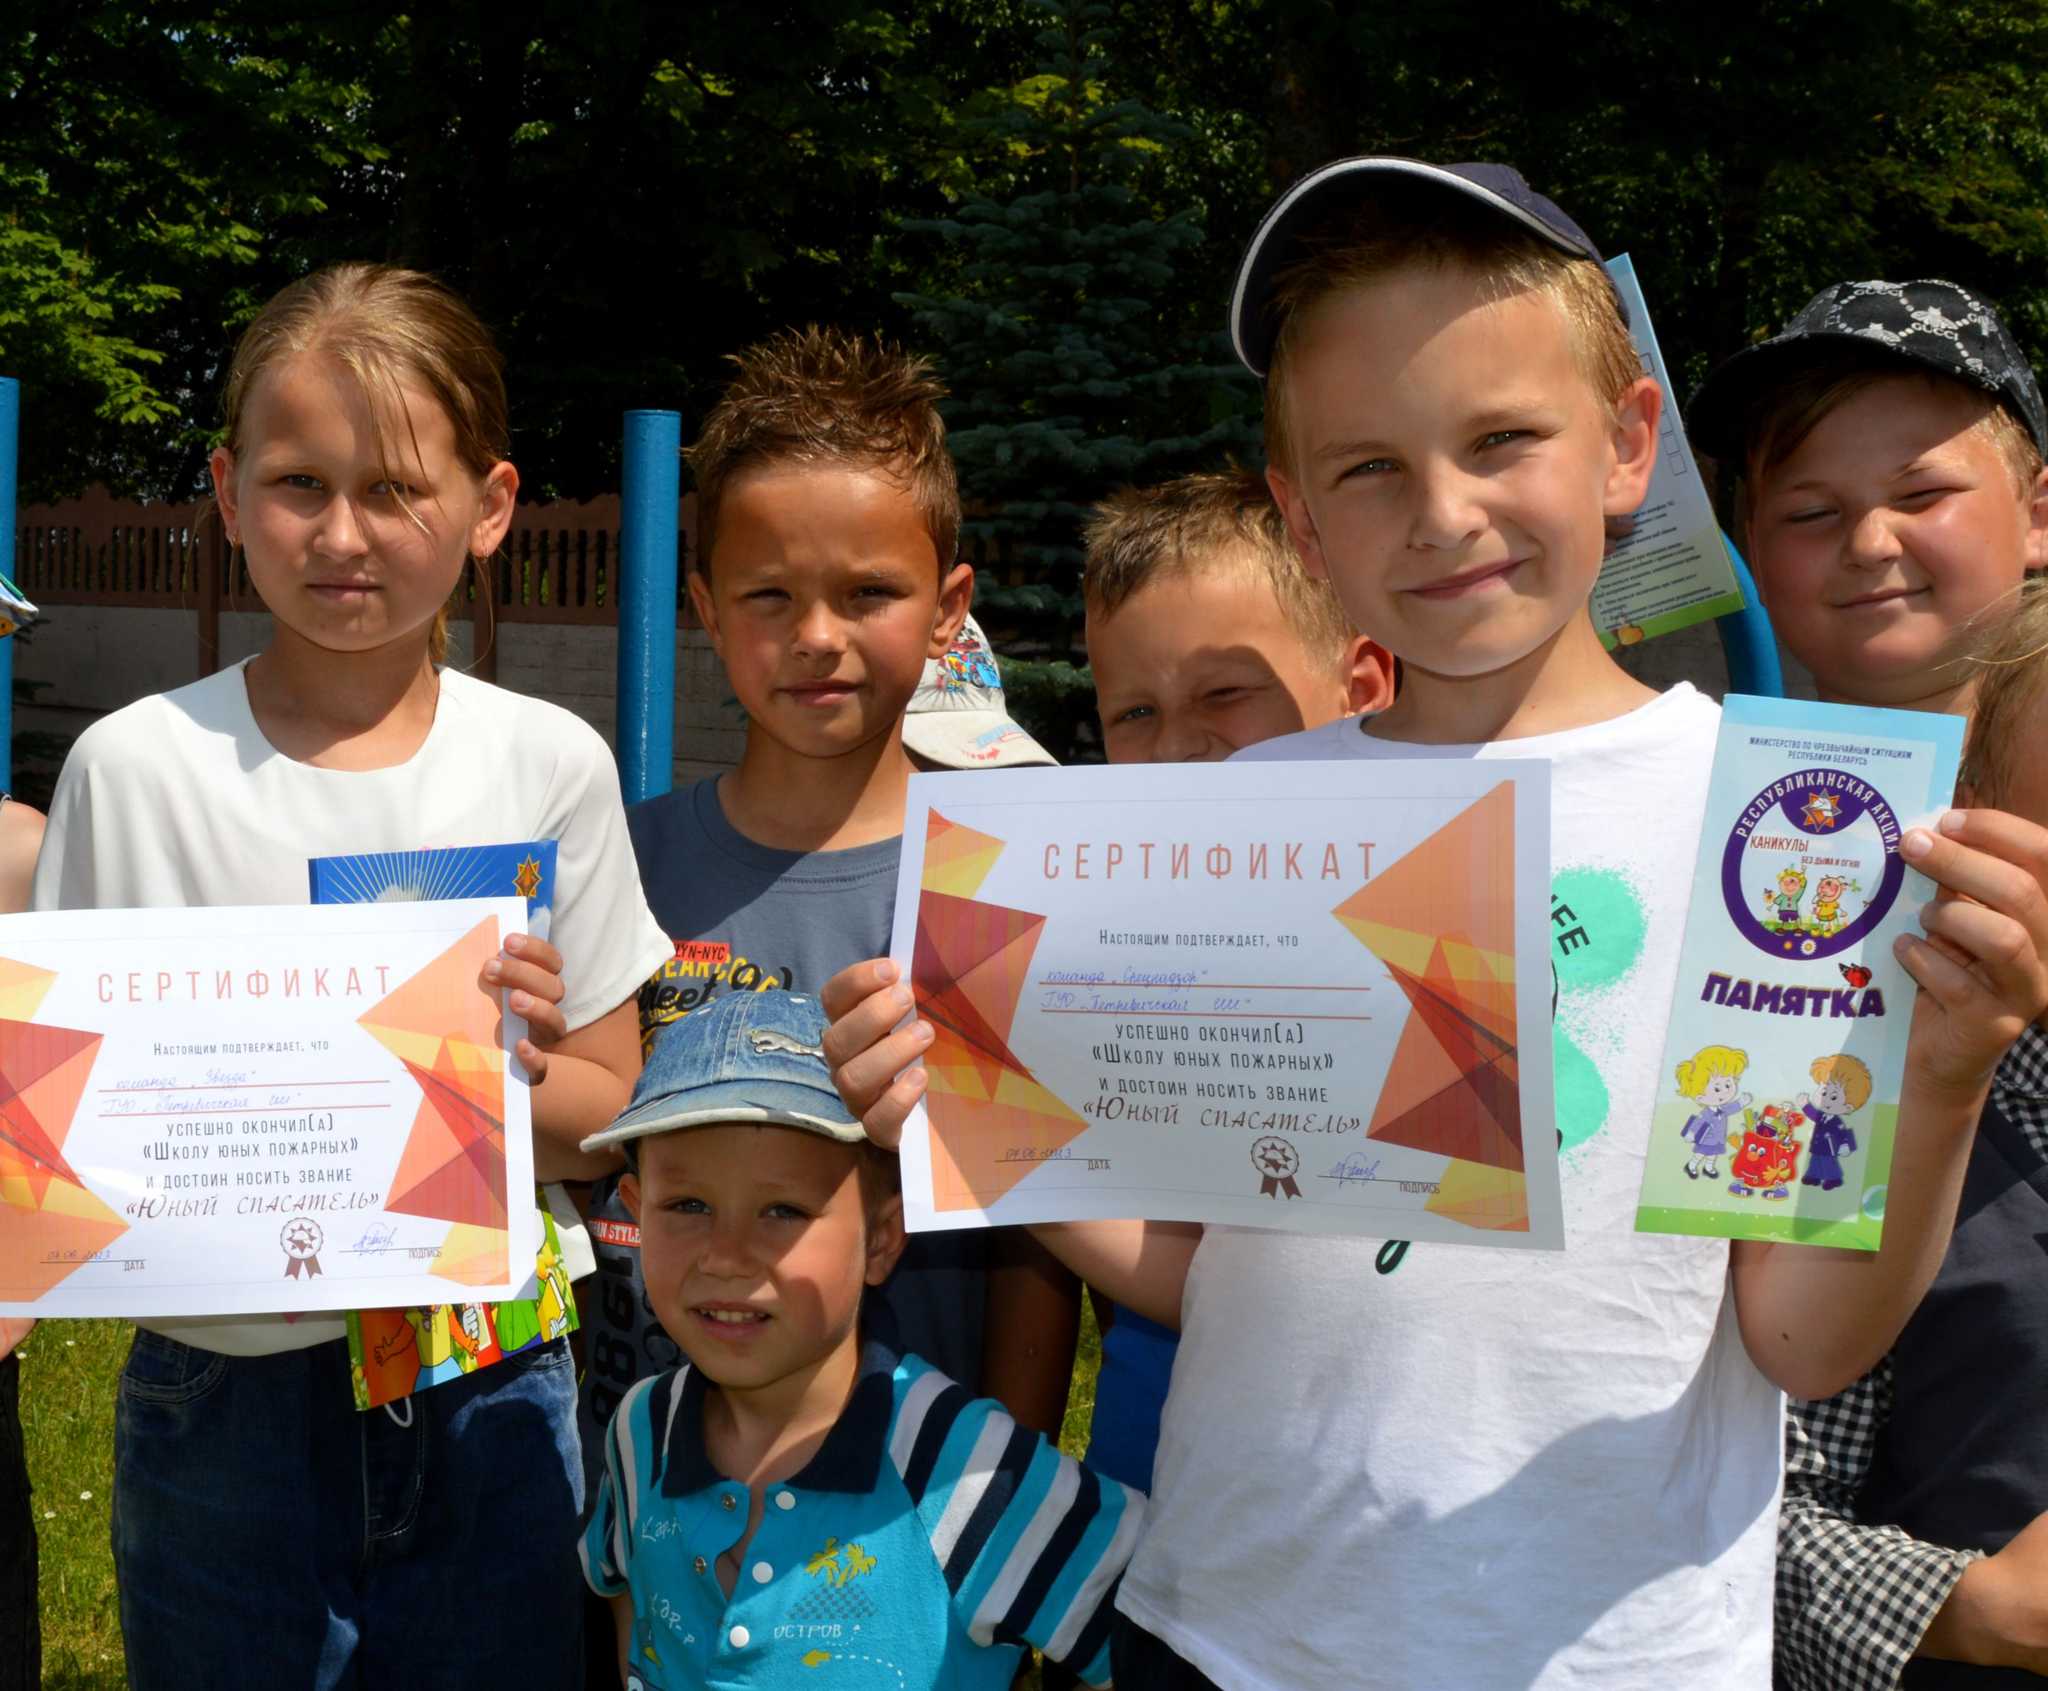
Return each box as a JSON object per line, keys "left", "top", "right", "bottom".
{"left": 1252, "top": 1135, "right": 1302, "bottom": 1199}
{"left": 280, "top": 1218, "right": 325, "bottom": 1279}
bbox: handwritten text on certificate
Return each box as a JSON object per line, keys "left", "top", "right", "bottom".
{"left": 888, "top": 762, "right": 1562, "bottom": 1248}
{"left": 0, "top": 899, "right": 534, "bottom": 1319}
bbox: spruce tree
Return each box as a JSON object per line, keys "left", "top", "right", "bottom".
{"left": 897, "top": 0, "right": 1258, "bottom": 760}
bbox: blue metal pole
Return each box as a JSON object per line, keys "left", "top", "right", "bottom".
{"left": 1715, "top": 529, "right": 1784, "bottom": 700}
{"left": 617, "top": 409, "right": 681, "bottom": 803}
{"left": 0, "top": 378, "right": 17, "bottom": 793}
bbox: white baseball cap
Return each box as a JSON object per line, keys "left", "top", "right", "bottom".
{"left": 902, "top": 615, "right": 1057, "bottom": 770}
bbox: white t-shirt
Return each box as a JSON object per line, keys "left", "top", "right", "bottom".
{"left": 33, "top": 662, "right": 672, "bottom": 1357}
{"left": 1118, "top": 684, "right": 1785, "bottom": 1690}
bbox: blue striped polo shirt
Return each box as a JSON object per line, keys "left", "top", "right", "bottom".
{"left": 581, "top": 1329, "right": 1142, "bottom": 1690}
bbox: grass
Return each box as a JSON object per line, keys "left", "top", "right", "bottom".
{"left": 19, "top": 1304, "right": 1106, "bottom": 1690}
{"left": 17, "top": 1320, "right": 128, "bottom": 1689}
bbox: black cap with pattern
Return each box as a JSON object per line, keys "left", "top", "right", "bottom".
{"left": 1687, "top": 279, "right": 2048, "bottom": 462}
{"left": 1230, "top": 157, "right": 1618, "bottom": 378}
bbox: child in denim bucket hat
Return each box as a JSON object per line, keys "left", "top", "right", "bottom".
{"left": 579, "top": 990, "right": 1140, "bottom": 1691}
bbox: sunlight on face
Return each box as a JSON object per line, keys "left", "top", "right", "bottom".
{"left": 1267, "top": 265, "right": 1652, "bottom": 702}
{"left": 691, "top": 465, "right": 969, "bottom": 764}
{"left": 1088, "top": 560, "right": 1358, "bottom": 763}
{"left": 213, "top": 352, "right": 507, "bottom": 658}
{"left": 624, "top": 1124, "right": 895, "bottom": 1398}
{"left": 1747, "top": 376, "right": 2046, "bottom": 708}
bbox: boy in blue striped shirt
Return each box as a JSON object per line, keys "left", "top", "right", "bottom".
{"left": 579, "top": 989, "right": 1139, "bottom": 1691}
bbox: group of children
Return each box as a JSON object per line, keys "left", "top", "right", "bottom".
{"left": 0, "top": 151, "right": 2044, "bottom": 1691}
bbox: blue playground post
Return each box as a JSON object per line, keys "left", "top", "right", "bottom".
{"left": 617, "top": 409, "right": 681, "bottom": 803}
{"left": 1715, "top": 530, "right": 1784, "bottom": 699}
{"left": 0, "top": 378, "right": 17, "bottom": 792}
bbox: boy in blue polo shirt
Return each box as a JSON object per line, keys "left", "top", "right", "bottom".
{"left": 579, "top": 990, "right": 1138, "bottom": 1691}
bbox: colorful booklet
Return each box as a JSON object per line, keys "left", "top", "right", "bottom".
{"left": 1591, "top": 254, "right": 1747, "bottom": 649}
{"left": 310, "top": 841, "right": 579, "bottom": 1409}
{"left": 1634, "top": 697, "right": 1963, "bottom": 1249}
{"left": 0, "top": 572, "right": 37, "bottom": 640}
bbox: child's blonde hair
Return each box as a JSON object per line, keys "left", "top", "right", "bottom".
{"left": 1808, "top": 1053, "right": 1873, "bottom": 1111}
{"left": 1083, "top": 471, "right": 1358, "bottom": 671}
{"left": 220, "top": 264, "right": 510, "bottom": 667}
{"left": 1962, "top": 580, "right": 2048, "bottom": 808}
{"left": 687, "top": 325, "right": 959, "bottom": 577}
{"left": 1675, "top": 1045, "right": 1748, "bottom": 1098}
{"left": 1263, "top": 182, "right": 1641, "bottom": 474}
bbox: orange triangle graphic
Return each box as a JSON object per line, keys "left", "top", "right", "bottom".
{"left": 1334, "top": 780, "right": 1518, "bottom": 962}
{"left": 0, "top": 1022, "right": 104, "bottom": 1195}
{"left": 923, "top": 810, "right": 1010, "bottom": 898}
{"left": 911, "top": 886, "right": 1087, "bottom": 1209}
{"left": 1333, "top": 783, "right": 1524, "bottom": 1170}
{"left": 361, "top": 919, "right": 508, "bottom": 1230}
{"left": 0, "top": 1195, "right": 130, "bottom": 1300}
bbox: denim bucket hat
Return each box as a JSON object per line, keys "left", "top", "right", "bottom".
{"left": 580, "top": 989, "right": 864, "bottom": 1153}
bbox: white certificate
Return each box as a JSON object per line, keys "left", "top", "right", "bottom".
{"left": 0, "top": 899, "right": 536, "bottom": 1318}
{"left": 889, "top": 762, "right": 1562, "bottom": 1248}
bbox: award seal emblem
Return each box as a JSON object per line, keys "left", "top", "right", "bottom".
{"left": 1721, "top": 767, "right": 1906, "bottom": 961}
{"left": 1251, "top": 1135, "right": 1302, "bottom": 1199}
{"left": 281, "top": 1217, "right": 325, "bottom": 1280}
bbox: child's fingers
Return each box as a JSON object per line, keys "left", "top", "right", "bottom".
{"left": 1933, "top": 807, "right": 2048, "bottom": 889}
{"left": 503, "top": 931, "right": 565, "bottom": 977}
{"left": 1918, "top": 897, "right": 2048, "bottom": 1015}
{"left": 827, "top": 1013, "right": 934, "bottom": 1140}
{"left": 486, "top": 957, "right": 566, "bottom": 1006}
{"left": 515, "top": 1036, "right": 550, "bottom": 1086}
{"left": 0, "top": 1317, "right": 32, "bottom": 1361}
{"left": 860, "top": 1069, "right": 927, "bottom": 1153}
{"left": 823, "top": 957, "right": 900, "bottom": 1022}
{"left": 509, "top": 989, "right": 570, "bottom": 1046}
{"left": 822, "top": 976, "right": 922, "bottom": 1087}
{"left": 1905, "top": 826, "right": 2048, "bottom": 952}
{"left": 1894, "top": 930, "right": 1984, "bottom": 1013}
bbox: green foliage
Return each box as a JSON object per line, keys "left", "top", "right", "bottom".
{"left": 899, "top": 0, "right": 1259, "bottom": 760}
{"left": 2, "top": 0, "right": 2047, "bottom": 642}
{"left": 0, "top": 4, "right": 383, "bottom": 499}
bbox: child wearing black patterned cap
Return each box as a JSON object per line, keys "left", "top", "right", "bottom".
{"left": 1694, "top": 297, "right": 2048, "bottom": 1687}
{"left": 1689, "top": 279, "right": 2048, "bottom": 715}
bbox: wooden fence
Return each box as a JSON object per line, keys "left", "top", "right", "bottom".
{"left": 10, "top": 487, "right": 696, "bottom": 682}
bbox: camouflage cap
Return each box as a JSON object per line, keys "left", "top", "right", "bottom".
{"left": 1688, "top": 278, "right": 2048, "bottom": 462}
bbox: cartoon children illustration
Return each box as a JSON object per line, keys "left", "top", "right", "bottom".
{"left": 1676, "top": 1045, "right": 1752, "bottom": 1181}
{"left": 1810, "top": 874, "right": 1853, "bottom": 934}
{"left": 1729, "top": 1103, "right": 1805, "bottom": 1199}
{"left": 1761, "top": 866, "right": 1807, "bottom": 928}
{"left": 1798, "top": 1054, "right": 1871, "bottom": 1191}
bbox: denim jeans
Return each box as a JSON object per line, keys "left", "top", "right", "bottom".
{"left": 113, "top": 1330, "right": 583, "bottom": 1691}
{"left": 0, "top": 1356, "right": 36, "bottom": 1691}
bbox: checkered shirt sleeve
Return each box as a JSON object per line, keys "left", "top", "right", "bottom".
{"left": 1777, "top": 1026, "right": 2048, "bottom": 1688}
{"left": 1775, "top": 1350, "right": 1983, "bottom": 1689}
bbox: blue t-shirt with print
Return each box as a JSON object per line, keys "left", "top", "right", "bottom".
{"left": 582, "top": 1324, "right": 1138, "bottom": 1690}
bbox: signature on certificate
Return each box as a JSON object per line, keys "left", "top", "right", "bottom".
{"left": 1319, "top": 1154, "right": 1438, "bottom": 1196}
{"left": 350, "top": 1222, "right": 399, "bottom": 1254}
